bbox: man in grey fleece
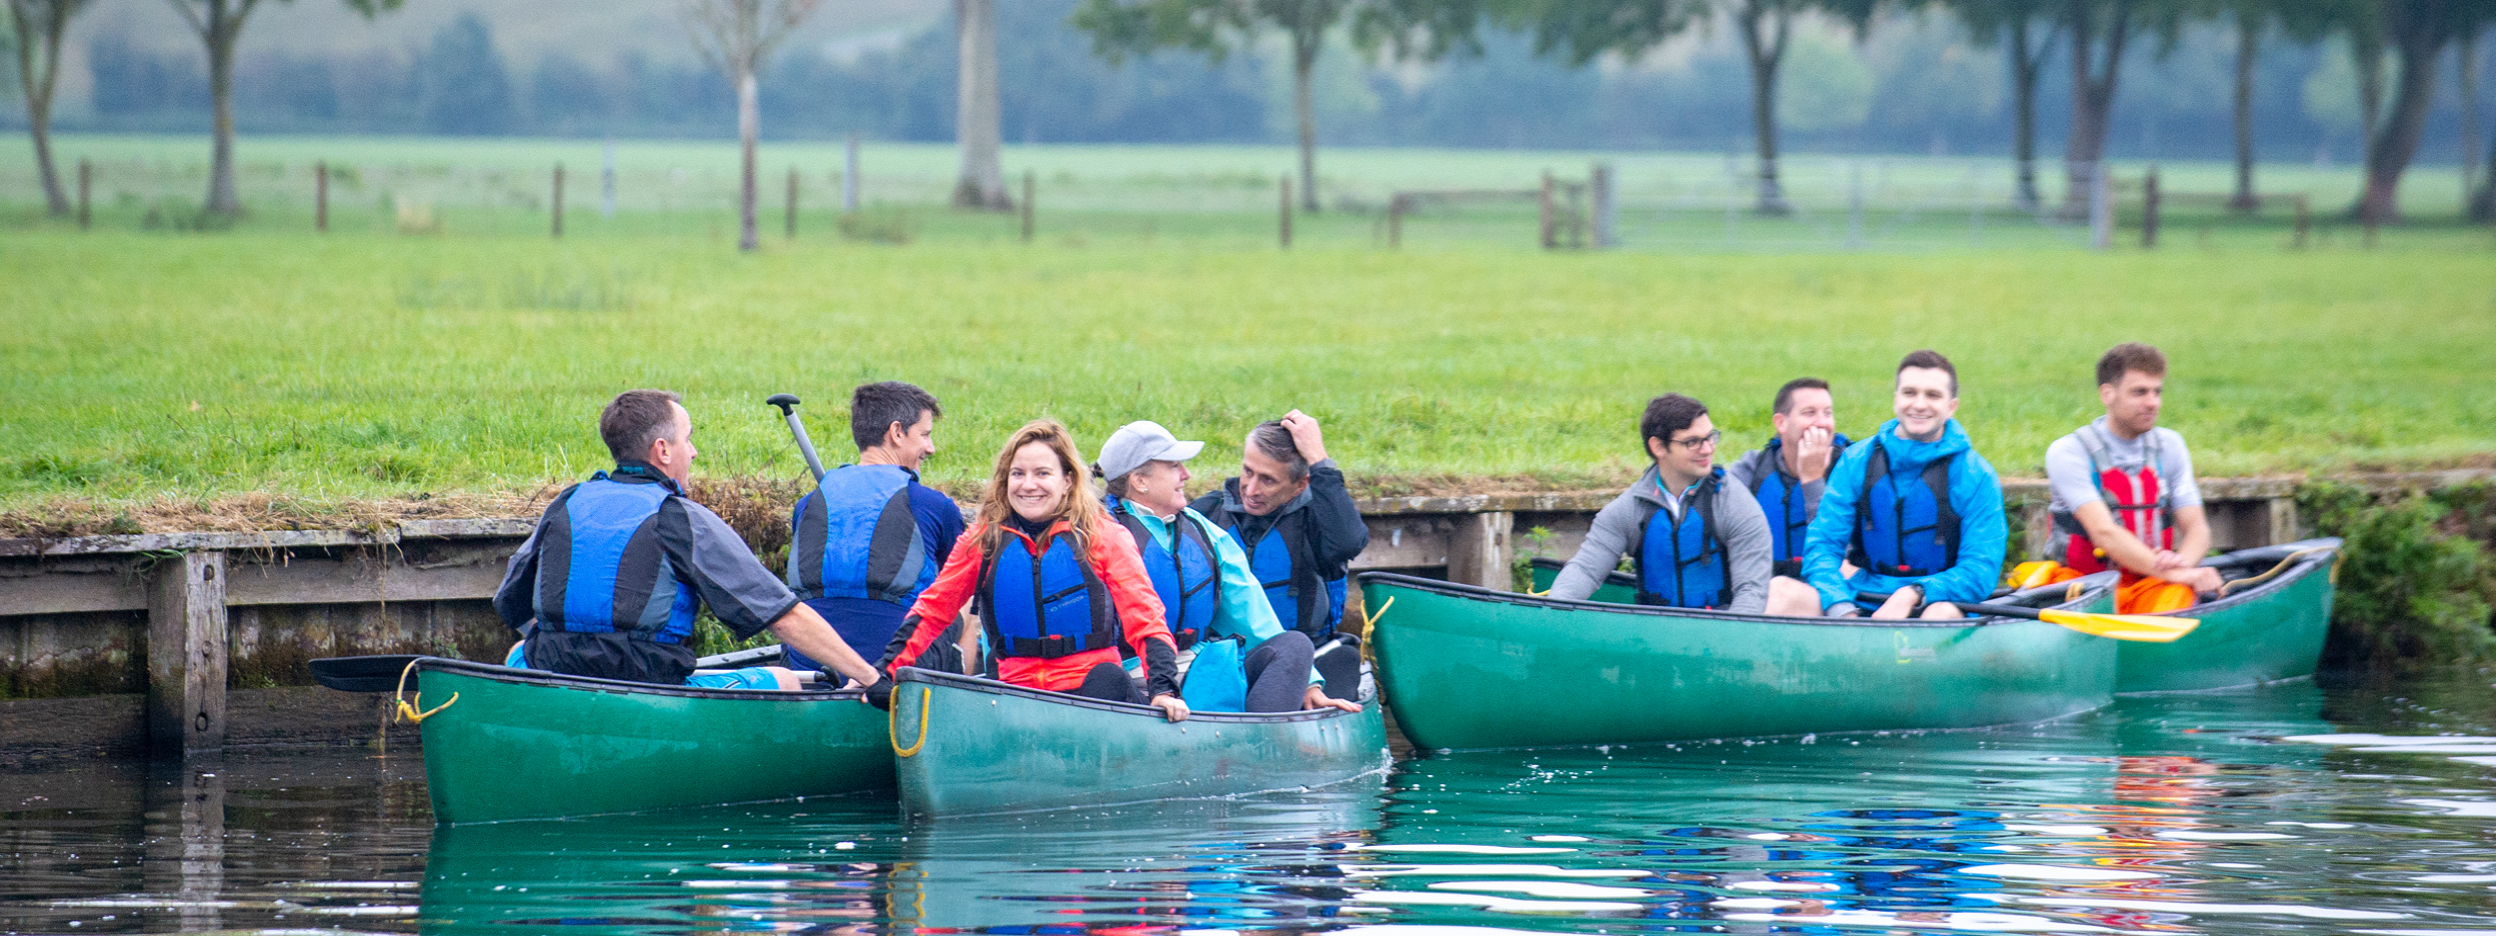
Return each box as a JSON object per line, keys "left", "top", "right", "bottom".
{"left": 1548, "top": 393, "right": 1773, "bottom": 614}
{"left": 1723, "top": 377, "right": 1854, "bottom": 616}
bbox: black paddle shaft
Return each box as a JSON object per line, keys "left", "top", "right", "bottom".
{"left": 1855, "top": 590, "right": 2044, "bottom": 622}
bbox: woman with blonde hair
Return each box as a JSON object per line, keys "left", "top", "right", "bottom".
{"left": 877, "top": 419, "right": 1189, "bottom": 721}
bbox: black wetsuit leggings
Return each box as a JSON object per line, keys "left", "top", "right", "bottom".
{"left": 1068, "top": 631, "right": 1319, "bottom": 712}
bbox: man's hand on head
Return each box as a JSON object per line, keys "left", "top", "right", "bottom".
{"left": 1280, "top": 409, "right": 1329, "bottom": 464}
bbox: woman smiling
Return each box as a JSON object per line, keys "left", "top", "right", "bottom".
{"left": 877, "top": 419, "right": 1189, "bottom": 721}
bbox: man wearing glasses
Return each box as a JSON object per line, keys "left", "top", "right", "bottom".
{"left": 1548, "top": 393, "right": 1773, "bottom": 613}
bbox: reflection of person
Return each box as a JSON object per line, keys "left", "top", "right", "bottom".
{"left": 1550, "top": 394, "right": 1771, "bottom": 613}
{"left": 1801, "top": 351, "right": 2007, "bottom": 620}
{"left": 783, "top": 381, "right": 965, "bottom": 671}
{"left": 2047, "top": 343, "right": 2223, "bottom": 612}
{"left": 494, "top": 390, "right": 885, "bottom": 692}
{"left": 1725, "top": 377, "right": 1856, "bottom": 616}
{"left": 1096, "top": 420, "right": 1359, "bottom": 713}
{"left": 877, "top": 419, "right": 1189, "bottom": 721}
{"left": 1188, "top": 411, "right": 1369, "bottom": 638}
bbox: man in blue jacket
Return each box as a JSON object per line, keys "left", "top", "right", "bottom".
{"left": 782, "top": 382, "right": 966, "bottom": 671}
{"left": 1799, "top": 350, "right": 2006, "bottom": 619}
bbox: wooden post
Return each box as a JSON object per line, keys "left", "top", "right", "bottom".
{"left": 147, "top": 552, "right": 227, "bottom": 757}
{"left": 2362, "top": 196, "right": 2379, "bottom": 248}
{"left": 1279, "top": 175, "right": 1293, "bottom": 249}
{"left": 1590, "top": 162, "right": 1615, "bottom": 249}
{"left": 1539, "top": 171, "right": 1556, "bottom": 249}
{"left": 1020, "top": 170, "right": 1034, "bottom": 243}
{"left": 551, "top": 163, "right": 565, "bottom": 239}
{"left": 2292, "top": 194, "right": 2310, "bottom": 249}
{"left": 785, "top": 165, "right": 799, "bottom": 239}
{"left": 2141, "top": 166, "right": 2160, "bottom": 248}
{"left": 1388, "top": 194, "right": 1405, "bottom": 249}
{"left": 77, "top": 158, "right": 90, "bottom": 230}
{"left": 315, "top": 161, "right": 329, "bottom": 233}
{"left": 1446, "top": 512, "right": 1515, "bottom": 591}
{"left": 843, "top": 134, "right": 860, "bottom": 213}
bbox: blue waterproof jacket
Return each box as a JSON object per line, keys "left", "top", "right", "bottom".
{"left": 1800, "top": 419, "right": 2005, "bottom": 610}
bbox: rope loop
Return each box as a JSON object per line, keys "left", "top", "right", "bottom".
{"left": 391, "top": 657, "right": 459, "bottom": 724}
{"left": 891, "top": 687, "right": 932, "bottom": 758}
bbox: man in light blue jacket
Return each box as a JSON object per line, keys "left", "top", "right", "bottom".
{"left": 1800, "top": 350, "right": 2007, "bottom": 619}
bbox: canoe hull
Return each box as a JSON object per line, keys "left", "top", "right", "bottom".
{"left": 891, "top": 668, "right": 1390, "bottom": 817}
{"left": 415, "top": 660, "right": 893, "bottom": 824}
{"left": 2116, "top": 544, "right": 2338, "bottom": 693}
{"left": 1365, "top": 574, "right": 2119, "bottom": 751}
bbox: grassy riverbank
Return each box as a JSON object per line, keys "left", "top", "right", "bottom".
{"left": 5, "top": 229, "right": 2492, "bottom": 533}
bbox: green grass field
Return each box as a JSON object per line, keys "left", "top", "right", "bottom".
{"left": 6, "top": 214, "right": 2492, "bottom": 531}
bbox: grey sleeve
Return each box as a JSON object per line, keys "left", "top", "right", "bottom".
{"left": 2044, "top": 436, "right": 2099, "bottom": 514}
{"left": 1723, "top": 449, "right": 1767, "bottom": 492}
{"left": 663, "top": 500, "right": 802, "bottom": 640}
{"left": 2160, "top": 430, "right": 2202, "bottom": 508}
{"left": 1712, "top": 483, "right": 1773, "bottom": 615}
{"left": 1550, "top": 491, "right": 1644, "bottom": 601}
{"left": 492, "top": 515, "right": 547, "bottom": 632}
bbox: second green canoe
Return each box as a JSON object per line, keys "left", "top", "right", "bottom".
{"left": 2116, "top": 538, "right": 2340, "bottom": 694}
{"left": 890, "top": 667, "right": 1390, "bottom": 817}
{"left": 1364, "top": 571, "right": 2119, "bottom": 751}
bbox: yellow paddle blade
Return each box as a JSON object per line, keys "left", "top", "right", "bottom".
{"left": 2038, "top": 609, "right": 2201, "bottom": 643}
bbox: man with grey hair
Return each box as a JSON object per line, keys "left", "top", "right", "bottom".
{"left": 494, "top": 389, "right": 888, "bottom": 692}
{"left": 1188, "top": 410, "right": 1369, "bottom": 641}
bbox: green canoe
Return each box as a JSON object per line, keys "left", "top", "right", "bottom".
{"left": 890, "top": 667, "right": 1390, "bottom": 817}
{"left": 2116, "top": 537, "right": 2340, "bottom": 694}
{"left": 406, "top": 658, "right": 893, "bottom": 824}
{"left": 1363, "top": 571, "right": 2120, "bottom": 751}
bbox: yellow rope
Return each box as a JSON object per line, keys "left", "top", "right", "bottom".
{"left": 2219, "top": 547, "right": 2330, "bottom": 598}
{"left": 890, "top": 686, "right": 931, "bottom": 758}
{"left": 391, "top": 657, "right": 458, "bottom": 725}
{"left": 1365, "top": 596, "right": 1396, "bottom": 628}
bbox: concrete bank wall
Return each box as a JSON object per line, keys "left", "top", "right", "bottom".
{"left": 4, "top": 470, "right": 2483, "bottom": 760}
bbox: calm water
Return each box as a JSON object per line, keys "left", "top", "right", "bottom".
{"left": 9, "top": 670, "right": 2496, "bottom": 936}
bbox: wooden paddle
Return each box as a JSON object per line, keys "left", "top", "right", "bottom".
{"left": 1857, "top": 591, "right": 2198, "bottom": 643}
{"left": 308, "top": 644, "right": 790, "bottom": 692}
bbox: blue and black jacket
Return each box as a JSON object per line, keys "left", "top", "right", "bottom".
{"left": 783, "top": 464, "right": 963, "bottom": 663}
{"left": 1189, "top": 458, "right": 1370, "bottom": 638}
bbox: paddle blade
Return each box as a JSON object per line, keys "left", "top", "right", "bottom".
{"left": 2038, "top": 610, "right": 2200, "bottom": 643}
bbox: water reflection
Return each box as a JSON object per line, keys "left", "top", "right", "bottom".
{"left": 11, "top": 672, "right": 2496, "bottom": 935}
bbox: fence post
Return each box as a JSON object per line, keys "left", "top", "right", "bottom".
{"left": 843, "top": 135, "right": 860, "bottom": 213}
{"left": 2089, "top": 162, "right": 2112, "bottom": 251}
{"left": 1388, "top": 194, "right": 1405, "bottom": 249}
{"left": 147, "top": 551, "right": 227, "bottom": 757}
{"left": 77, "top": 158, "right": 90, "bottom": 230}
{"left": 1847, "top": 162, "right": 1865, "bottom": 250}
{"left": 1590, "top": 162, "right": 1615, "bottom": 249}
{"left": 315, "top": 161, "right": 328, "bottom": 233}
{"left": 601, "top": 137, "right": 617, "bottom": 219}
{"left": 2142, "top": 166, "right": 2160, "bottom": 249}
{"left": 1020, "top": 170, "right": 1034, "bottom": 243}
{"left": 2292, "top": 194, "right": 2310, "bottom": 249}
{"left": 1539, "top": 171, "right": 1556, "bottom": 250}
{"left": 1279, "top": 175, "right": 1293, "bottom": 249}
{"left": 785, "top": 166, "right": 799, "bottom": 239}
{"left": 551, "top": 163, "right": 565, "bottom": 239}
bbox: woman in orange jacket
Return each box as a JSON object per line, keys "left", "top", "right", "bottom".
{"left": 878, "top": 419, "right": 1190, "bottom": 721}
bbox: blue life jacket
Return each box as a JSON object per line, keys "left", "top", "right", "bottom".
{"left": 1222, "top": 508, "right": 1345, "bottom": 638}
{"left": 978, "top": 529, "right": 1120, "bottom": 659}
{"left": 531, "top": 470, "right": 699, "bottom": 644}
{"left": 1636, "top": 469, "right": 1731, "bottom": 609}
{"left": 1746, "top": 434, "right": 1850, "bottom": 578}
{"left": 1849, "top": 441, "right": 1961, "bottom": 578}
{"left": 786, "top": 464, "right": 937, "bottom": 606}
{"left": 1108, "top": 497, "right": 1220, "bottom": 650}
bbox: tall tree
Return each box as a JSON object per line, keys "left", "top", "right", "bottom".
{"left": 1947, "top": 1, "right": 2060, "bottom": 212}
{"left": 954, "top": 0, "right": 1009, "bottom": 209}
{"left": 2354, "top": 0, "right": 2480, "bottom": 223}
{"left": 169, "top": 0, "right": 401, "bottom": 218}
{"left": 684, "top": 0, "right": 821, "bottom": 251}
{"left": 1728, "top": 0, "right": 1877, "bottom": 215}
{"left": 2056, "top": 0, "right": 2181, "bottom": 220}
{"left": 1075, "top": 0, "right": 1356, "bottom": 212}
{"left": 2224, "top": 1, "right": 2268, "bottom": 210}
{"left": 7, "top": 0, "right": 87, "bottom": 216}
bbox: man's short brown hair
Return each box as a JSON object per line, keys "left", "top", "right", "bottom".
{"left": 600, "top": 389, "right": 684, "bottom": 462}
{"left": 2096, "top": 342, "right": 2167, "bottom": 387}
{"left": 1896, "top": 349, "right": 1958, "bottom": 398}
{"left": 1640, "top": 393, "right": 1709, "bottom": 458}
{"left": 1773, "top": 377, "right": 1830, "bottom": 415}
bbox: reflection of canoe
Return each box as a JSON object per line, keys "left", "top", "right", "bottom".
{"left": 409, "top": 658, "right": 892, "bottom": 824}
{"left": 1362, "top": 572, "right": 2119, "bottom": 751}
{"left": 2117, "top": 538, "right": 2340, "bottom": 694}
{"left": 890, "top": 667, "right": 1390, "bottom": 817}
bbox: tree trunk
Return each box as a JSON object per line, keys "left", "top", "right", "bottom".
{"left": 1293, "top": 28, "right": 1319, "bottom": 213}
{"left": 2357, "top": 7, "right": 2449, "bottom": 225}
{"left": 2061, "top": 0, "right": 2129, "bottom": 221}
{"left": 951, "top": 0, "right": 1008, "bottom": 210}
{"left": 204, "top": 0, "right": 244, "bottom": 216}
{"left": 2471, "top": 120, "right": 2496, "bottom": 220}
{"left": 15, "top": 3, "right": 69, "bottom": 215}
{"left": 2011, "top": 18, "right": 2043, "bottom": 212}
{"left": 2356, "top": 34, "right": 2385, "bottom": 144}
{"left": 1738, "top": 1, "right": 1791, "bottom": 216}
{"left": 2229, "top": 9, "right": 2260, "bottom": 212}
{"left": 2461, "top": 28, "right": 2480, "bottom": 215}
{"left": 738, "top": 67, "right": 759, "bottom": 251}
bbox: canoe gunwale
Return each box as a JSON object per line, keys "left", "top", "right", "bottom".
{"left": 2172, "top": 540, "right": 2339, "bottom": 615}
{"left": 894, "top": 666, "right": 1377, "bottom": 723}
{"left": 1359, "top": 570, "right": 2117, "bottom": 629}
{"left": 415, "top": 656, "right": 867, "bottom": 703}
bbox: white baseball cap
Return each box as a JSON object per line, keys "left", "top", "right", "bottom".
{"left": 1096, "top": 420, "right": 1205, "bottom": 481}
